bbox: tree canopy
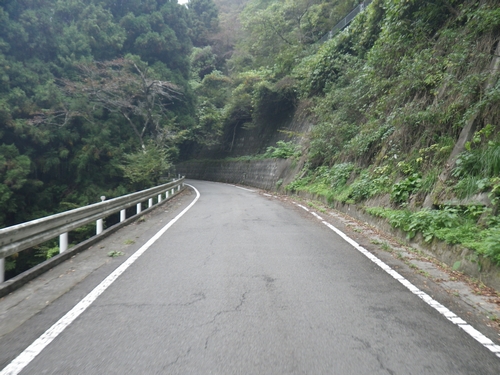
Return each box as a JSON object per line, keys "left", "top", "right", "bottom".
{"left": 0, "top": 0, "right": 222, "bottom": 229}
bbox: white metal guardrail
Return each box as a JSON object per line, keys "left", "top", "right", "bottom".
{"left": 0, "top": 178, "right": 185, "bottom": 283}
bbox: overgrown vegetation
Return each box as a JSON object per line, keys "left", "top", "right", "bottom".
{"left": 183, "top": 0, "right": 500, "bottom": 266}
{"left": 0, "top": 0, "right": 220, "bottom": 277}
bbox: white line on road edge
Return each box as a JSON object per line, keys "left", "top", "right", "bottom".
{"left": 296, "top": 204, "right": 309, "bottom": 212}
{"left": 294, "top": 203, "right": 500, "bottom": 359}
{"left": 0, "top": 185, "right": 201, "bottom": 375}
{"left": 311, "top": 212, "right": 323, "bottom": 221}
{"left": 230, "top": 185, "right": 255, "bottom": 192}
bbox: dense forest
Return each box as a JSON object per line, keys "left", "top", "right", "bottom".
{"left": 0, "top": 0, "right": 220, "bottom": 229}
{"left": 2, "top": 0, "right": 500, "bottom": 275}
{"left": 0, "top": 0, "right": 221, "bottom": 275}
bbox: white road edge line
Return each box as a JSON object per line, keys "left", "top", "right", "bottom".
{"left": 231, "top": 185, "right": 255, "bottom": 192}
{"left": 311, "top": 212, "right": 323, "bottom": 221}
{"left": 0, "top": 184, "right": 201, "bottom": 375}
{"left": 261, "top": 195, "right": 498, "bottom": 357}
{"left": 317, "top": 219, "right": 500, "bottom": 358}
{"left": 295, "top": 203, "right": 310, "bottom": 212}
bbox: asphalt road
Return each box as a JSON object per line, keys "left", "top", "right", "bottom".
{"left": 1, "top": 180, "right": 500, "bottom": 374}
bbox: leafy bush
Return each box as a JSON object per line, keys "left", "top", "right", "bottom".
{"left": 482, "top": 228, "right": 500, "bottom": 264}
{"left": 367, "top": 206, "right": 463, "bottom": 241}
{"left": 121, "top": 144, "right": 171, "bottom": 189}
{"left": 265, "top": 141, "right": 301, "bottom": 159}
{"left": 390, "top": 174, "right": 422, "bottom": 204}
{"left": 366, "top": 205, "right": 500, "bottom": 265}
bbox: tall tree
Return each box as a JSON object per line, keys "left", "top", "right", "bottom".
{"left": 188, "top": 0, "right": 219, "bottom": 46}
{"left": 62, "top": 58, "right": 183, "bottom": 151}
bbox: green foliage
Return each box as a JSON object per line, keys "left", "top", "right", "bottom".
{"left": 108, "top": 250, "right": 125, "bottom": 257}
{"left": 482, "top": 229, "right": 500, "bottom": 264}
{"left": 265, "top": 141, "right": 301, "bottom": 159}
{"left": 45, "top": 246, "right": 60, "bottom": 260}
{"left": 0, "top": 0, "right": 200, "bottom": 278}
{"left": 344, "top": 169, "right": 391, "bottom": 203}
{"left": 390, "top": 174, "right": 422, "bottom": 205}
{"left": 0, "top": 144, "right": 32, "bottom": 226}
{"left": 419, "top": 168, "right": 439, "bottom": 194}
{"left": 251, "top": 77, "right": 297, "bottom": 126}
{"left": 188, "top": 0, "right": 220, "bottom": 47}
{"left": 286, "top": 163, "right": 392, "bottom": 204}
{"left": 453, "top": 126, "right": 500, "bottom": 200}
{"left": 287, "top": 163, "right": 354, "bottom": 194}
{"left": 121, "top": 144, "right": 172, "bottom": 190}
{"left": 366, "top": 205, "right": 500, "bottom": 265}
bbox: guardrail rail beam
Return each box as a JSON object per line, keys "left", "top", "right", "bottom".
{"left": 0, "top": 178, "right": 185, "bottom": 284}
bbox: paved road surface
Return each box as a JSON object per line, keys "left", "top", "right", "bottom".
{"left": 1, "top": 180, "right": 499, "bottom": 374}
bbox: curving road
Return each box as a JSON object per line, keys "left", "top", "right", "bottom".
{"left": 1, "top": 180, "right": 500, "bottom": 374}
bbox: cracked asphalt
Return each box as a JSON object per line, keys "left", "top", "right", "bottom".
{"left": 1, "top": 180, "right": 500, "bottom": 374}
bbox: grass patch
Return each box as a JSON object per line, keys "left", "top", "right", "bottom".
{"left": 365, "top": 206, "right": 500, "bottom": 265}
{"left": 108, "top": 251, "right": 125, "bottom": 257}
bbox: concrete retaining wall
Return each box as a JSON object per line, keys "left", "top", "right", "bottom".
{"left": 177, "top": 159, "right": 296, "bottom": 191}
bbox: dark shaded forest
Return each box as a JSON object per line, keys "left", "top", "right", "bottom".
{"left": 0, "top": 0, "right": 221, "bottom": 230}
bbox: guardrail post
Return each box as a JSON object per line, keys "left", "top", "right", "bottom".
{"left": 120, "top": 209, "right": 126, "bottom": 222}
{"left": 96, "top": 219, "right": 103, "bottom": 235}
{"left": 60, "top": 232, "right": 68, "bottom": 253}
{"left": 158, "top": 194, "right": 162, "bottom": 203}
{"left": 137, "top": 202, "right": 142, "bottom": 214}
{"left": 0, "top": 258, "right": 4, "bottom": 283}
{"left": 166, "top": 191, "right": 169, "bottom": 198}
{"left": 148, "top": 198, "right": 153, "bottom": 208}
{"left": 96, "top": 196, "right": 105, "bottom": 235}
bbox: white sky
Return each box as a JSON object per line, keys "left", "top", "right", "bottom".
{"left": 178, "top": 0, "right": 188, "bottom": 4}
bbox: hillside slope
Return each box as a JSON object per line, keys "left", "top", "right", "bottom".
{"left": 180, "top": 0, "right": 500, "bottom": 278}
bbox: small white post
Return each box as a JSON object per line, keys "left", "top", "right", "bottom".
{"left": 96, "top": 196, "right": 106, "bottom": 235}
{"left": 148, "top": 198, "right": 153, "bottom": 208}
{"left": 166, "top": 191, "right": 169, "bottom": 198}
{"left": 96, "top": 219, "right": 103, "bottom": 235}
{"left": 137, "top": 202, "right": 142, "bottom": 214}
{"left": 60, "top": 232, "right": 68, "bottom": 253}
{"left": 120, "top": 209, "right": 126, "bottom": 222}
{"left": 158, "top": 194, "right": 162, "bottom": 203}
{"left": 171, "top": 188, "right": 175, "bottom": 195}
{"left": 0, "top": 258, "right": 5, "bottom": 283}
{"left": 177, "top": 185, "right": 180, "bottom": 191}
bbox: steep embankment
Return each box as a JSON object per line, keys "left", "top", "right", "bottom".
{"left": 179, "top": 0, "right": 500, "bottom": 288}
